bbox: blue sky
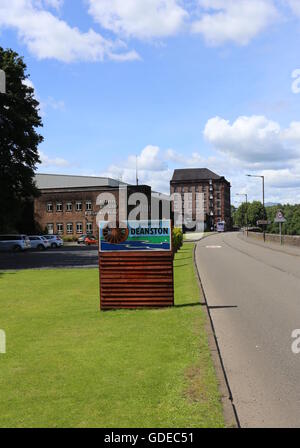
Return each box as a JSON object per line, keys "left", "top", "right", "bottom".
{"left": 1, "top": 0, "right": 300, "bottom": 203}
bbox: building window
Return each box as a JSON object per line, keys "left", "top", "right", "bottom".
{"left": 57, "top": 223, "right": 63, "bottom": 234}
{"left": 66, "top": 202, "right": 72, "bottom": 212}
{"left": 76, "top": 202, "right": 82, "bottom": 212}
{"left": 76, "top": 222, "right": 83, "bottom": 234}
{"left": 56, "top": 202, "right": 63, "bottom": 212}
{"left": 86, "top": 201, "right": 92, "bottom": 211}
{"left": 47, "top": 223, "right": 54, "bottom": 235}
{"left": 66, "top": 223, "right": 73, "bottom": 234}
{"left": 47, "top": 203, "right": 53, "bottom": 213}
{"left": 86, "top": 222, "right": 93, "bottom": 234}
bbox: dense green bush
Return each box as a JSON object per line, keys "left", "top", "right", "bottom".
{"left": 172, "top": 228, "right": 183, "bottom": 253}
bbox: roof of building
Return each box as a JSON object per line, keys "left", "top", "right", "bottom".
{"left": 171, "top": 168, "right": 224, "bottom": 182}
{"left": 35, "top": 173, "right": 128, "bottom": 190}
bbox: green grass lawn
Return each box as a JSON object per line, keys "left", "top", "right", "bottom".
{"left": 0, "top": 243, "right": 224, "bottom": 428}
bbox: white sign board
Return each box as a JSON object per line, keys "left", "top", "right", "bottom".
{"left": 275, "top": 210, "right": 286, "bottom": 223}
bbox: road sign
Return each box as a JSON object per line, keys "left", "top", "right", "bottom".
{"left": 99, "top": 220, "right": 172, "bottom": 252}
{"left": 274, "top": 210, "right": 286, "bottom": 223}
{"left": 257, "top": 220, "right": 269, "bottom": 226}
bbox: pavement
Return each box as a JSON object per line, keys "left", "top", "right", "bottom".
{"left": 0, "top": 245, "right": 99, "bottom": 270}
{"left": 195, "top": 232, "right": 300, "bottom": 428}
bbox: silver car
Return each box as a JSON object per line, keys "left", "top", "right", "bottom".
{"left": 28, "top": 236, "right": 50, "bottom": 251}
{"left": 43, "top": 235, "right": 64, "bottom": 248}
{"left": 0, "top": 235, "right": 31, "bottom": 252}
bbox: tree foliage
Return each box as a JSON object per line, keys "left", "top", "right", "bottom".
{"left": 0, "top": 47, "right": 42, "bottom": 232}
{"left": 234, "top": 201, "right": 300, "bottom": 235}
{"left": 234, "top": 201, "right": 265, "bottom": 228}
{"left": 266, "top": 204, "right": 300, "bottom": 235}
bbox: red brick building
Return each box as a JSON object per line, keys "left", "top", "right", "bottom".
{"left": 170, "top": 168, "right": 231, "bottom": 231}
{"left": 34, "top": 174, "right": 152, "bottom": 237}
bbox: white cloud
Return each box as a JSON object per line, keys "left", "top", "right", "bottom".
{"left": 0, "top": 0, "right": 139, "bottom": 62}
{"left": 39, "top": 150, "right": 70, "bottom": 167}
{"left": 88, "top": 0, "right": 188, "bottom": 39}
{"left": 128, "top": 145, "right": 167, "bottom": 171}
{"left": 192, "top": 0, "right": 278, "bottom": 46}
{"left": 285, "top": 0, "right": 300, "bottom": 17}
{"left": 96, "top": 136, "right": 300, "bottom": 202}
{"left": 22, "top": 78, "right": 35, "bottom": 90}
{"left": 3, "top": 0, "right": 300, "bottom": 62}
{"left": 203, "top": 115, "right": 300, "bottom": 166}
{"left": 101, "top": 145, "right": 171, "bottom": 193}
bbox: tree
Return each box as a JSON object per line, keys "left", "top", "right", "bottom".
{"left": 247, "top": 201, "right": 265, "bottom": 227}
{"left": 0, "top": 47, "right": 42, "bottom": 233}
{"left": 234, "top": 202, "right": 249, "bottom": 228}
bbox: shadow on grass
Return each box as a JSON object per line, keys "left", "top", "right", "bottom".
{"left": 0, "top": 271, "right": 16, "bottom": 279}
{"left": 174, "top": 302, "right": 204, "bottom": 309}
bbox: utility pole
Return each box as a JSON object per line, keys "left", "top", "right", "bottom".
{"left": 236, "top": 193, "right": 248, "bottom": 236}
{"left": 246, "top": 174, "right": 266, "bottom": 242}
{"left": 136, "top": 155, "right": 139, "bottom": 186}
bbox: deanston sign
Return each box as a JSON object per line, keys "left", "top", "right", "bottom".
{"left": 99, "top": 220, "right": 172, "bottom": 252}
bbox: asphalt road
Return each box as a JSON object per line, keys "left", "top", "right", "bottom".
{"left": 195, "top": 232, "right": 300, "bottom": 428}
{"left": 0, "top": 246, "right": 99, "bottom": 270}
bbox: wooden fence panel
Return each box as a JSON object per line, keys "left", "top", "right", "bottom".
{"left": 99, "top": 251, "right": 174, "bottom": 310}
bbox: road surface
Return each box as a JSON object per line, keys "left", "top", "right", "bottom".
{"left": 0, "top": 246, "right": 98, "bottom": 270}
{"left": 195, "top": 232, "right": 300, "bottom": 428}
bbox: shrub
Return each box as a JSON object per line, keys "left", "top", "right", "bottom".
{"left": 62, "top": 236, "right": 77, "bottom": 243}
{"left": 172, "top": 228, "right": 183, "bottom": 253}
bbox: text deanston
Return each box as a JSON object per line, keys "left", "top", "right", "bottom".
{"left": 130, "top": 227, "right": 169, "bottom": 236}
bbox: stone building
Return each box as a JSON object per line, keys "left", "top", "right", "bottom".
{"left": 170, "top": 168, "right": 231, "bottom": 231}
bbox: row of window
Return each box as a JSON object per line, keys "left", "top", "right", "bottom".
{"left": 47, "top": 201, "right": 92, "bottom": 213}
{"left": 47, "top": 222, "right": 93, "bottom": 235}
{"left": 173, "top": 184, "right": 221, "bottom": 193}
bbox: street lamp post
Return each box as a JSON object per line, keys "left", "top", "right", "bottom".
{"left": 236, "top": 193, "right": 248, "bottom": 236}
{"left": 246, "top": 174, "right": 266, "bottom": 242}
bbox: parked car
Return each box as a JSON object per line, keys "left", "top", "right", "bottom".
{"left": 43, "top": 235, "right": 64, "bottom": 248}
{"left": 0, "top": 235, "right": 31, "bottom": 252}
{"left": 28, "top": 236, "right": 50, "bottom": 251}
{"left": 84, "top": 235, "right": 98, "bottom": 246}
{"left": 77, "top": 234, "right": 89, "bottom": 244}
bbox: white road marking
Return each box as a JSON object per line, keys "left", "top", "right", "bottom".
{"left": 206, "top": 245, "right": 222, "bottom": 249}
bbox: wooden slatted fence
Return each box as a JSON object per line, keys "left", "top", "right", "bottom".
{"left": 99, "top": 251, "right": 174, "bottom": 310}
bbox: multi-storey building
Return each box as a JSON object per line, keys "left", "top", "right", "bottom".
{"left": 170, "top": 168, "right": 231, "bottom": 231}
{"left": 34, "top": 174, "right": 152, "bottom": 237}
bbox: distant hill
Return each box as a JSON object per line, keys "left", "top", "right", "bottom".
{"left": 265, "top": 202, "right": 280, "bottom": 207}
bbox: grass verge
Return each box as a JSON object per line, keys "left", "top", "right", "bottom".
{"left": 0, "top": 243, "right": 224, "bottom": 428}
